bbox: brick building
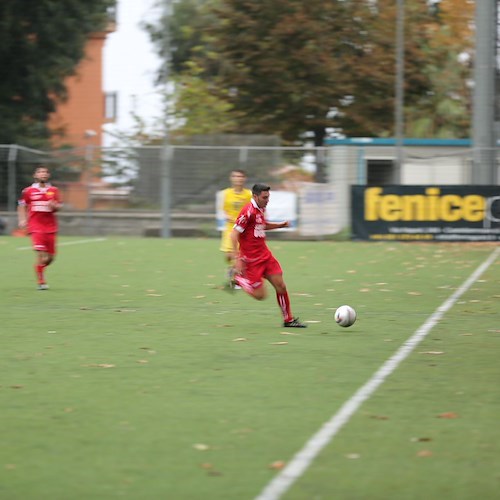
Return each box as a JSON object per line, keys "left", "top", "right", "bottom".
{"left": 48, "top": 14, "right": 116, "bottom": 150}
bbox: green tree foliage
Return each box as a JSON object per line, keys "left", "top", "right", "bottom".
{"left": 170, "top": 62, "right": 238, "bottom": 136}
{"left": 145, "top": 0, "right": 220, "bottom": 78}
{"left": 404, "top": 0, "right": 474, "bottom": 138}
{"left": 144, "top": 0, "right": 237, "bottom": 137}
{"left": 0, "top": 0, "right": 114, "bottom": 147}
{"left": 149, "top": 0, "right": 473, "bottom": 144}
{"left": 209, "top": 0, "right": 366, "bottom": 146}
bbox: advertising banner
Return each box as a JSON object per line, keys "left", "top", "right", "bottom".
{"left": 216, "top": 190, "right": 297, "bottom": 231}
{"left": 352, "top": 185, "right": 500, "bottom": 242}
{"left": 298, "top": 184, "right": 340, "bottom": 236}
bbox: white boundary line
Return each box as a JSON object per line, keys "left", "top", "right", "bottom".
{"left": 256, "top": 246, "right": 500, "bottom": 500}
{"left": 16, "top": 237, "right": 107, "bottom": 251}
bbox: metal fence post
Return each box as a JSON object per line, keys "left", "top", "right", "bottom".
{"left": 7, "top": 145, "right": 18, "bottom": 212}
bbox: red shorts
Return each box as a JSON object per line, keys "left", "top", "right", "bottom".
{"left": 31, "top": 232, "right": 57, "bottom": 255}
{"left": 243, "top": 254, "right": 283, "bottom": 289}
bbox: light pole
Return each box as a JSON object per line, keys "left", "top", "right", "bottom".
{"left": 394, "top": 0, "right": 405, "bottom": 184}
{"left": 84, "top": 129, "right": 97, "bottom": 234}
{"left": 472, "top": 0, "right": 497, "bottom": 184}
{"left": 160, "top": 0, "right": 172, "bottom": 238}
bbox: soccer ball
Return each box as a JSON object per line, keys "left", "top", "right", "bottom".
{"left": 334, "top": 305, "right": 357, "bottom": 327}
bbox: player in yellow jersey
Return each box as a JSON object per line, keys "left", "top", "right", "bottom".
{"left": 220, "top": 170, "right": 252, "bottom": 283}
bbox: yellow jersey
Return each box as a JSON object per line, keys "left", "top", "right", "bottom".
{"left": 222, "top": 187, "right": 252, "bottom": 224}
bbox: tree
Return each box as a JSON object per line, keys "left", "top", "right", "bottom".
{"left": 0, "top": 0, "right": 114, "bottom": 147}
{"left": 149, "top": 0, "right": 474, "bottom": 145}
{"left": 170, "top": 62, "right": 238, "bottom": 136}
{"left": 331, "top": 1, "right": 443, "bottom": 137}
{"left": 404, "top": 0, "right": 474, "bottom": 138}
{"left": 209, "top": 0, "right": 365, "bottom": 147}
{"left": 145, "top": 0, "right": 221, "bottom": 78}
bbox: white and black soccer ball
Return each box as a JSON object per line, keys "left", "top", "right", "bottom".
{"left": 334, "top": 305, "right": 357, "bottom": 327}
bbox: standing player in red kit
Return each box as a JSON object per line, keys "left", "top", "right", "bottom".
{"left": 229, "top": 184, "right": 307, "bottom": 328}
{"left": 17, "top": 165, "right": 62, "bottom": 290}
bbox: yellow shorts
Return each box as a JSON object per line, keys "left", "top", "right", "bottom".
{"left": 220, "top": 225, "right": 234, "bottom": 253}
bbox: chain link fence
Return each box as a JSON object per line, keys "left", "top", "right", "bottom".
{"left": 0, "top": 144, "right": 329, "bottom": 212}
{"left": 0, "top": 142, "right": 493, "bottom": 237}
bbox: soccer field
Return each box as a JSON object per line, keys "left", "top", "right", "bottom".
{"left": 1, "top": 236, "right": 499, "bottom": 499}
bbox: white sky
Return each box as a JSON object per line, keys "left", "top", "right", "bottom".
{"left": 103, "top": 0, "right": 163, "bottom": 143}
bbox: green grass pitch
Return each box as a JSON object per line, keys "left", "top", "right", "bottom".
{"left": 1, "top": 236, "right": 499, "bottom": 499}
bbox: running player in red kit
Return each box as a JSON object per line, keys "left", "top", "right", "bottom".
{"left": 229, "top": 184, "right": 307, "bottom": 328}
{"left": 17, "top": 165, "right": 62, "bottom": 290}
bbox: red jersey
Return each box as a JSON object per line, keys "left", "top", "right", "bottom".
{"left": 234, "top": 199, "right": 272, "bottom": 263}
{"left": 19, "top": 183, "right": 61, "bottom": 233}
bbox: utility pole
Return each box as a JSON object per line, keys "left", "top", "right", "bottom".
{"left": 161, "top": 0, "right": 172, "bottom": 237}
{"left": 394, "top": 0, "right": 405, "bottom": 184}
{"left": 472, "top": 0, "right": 498, "bottom": 184}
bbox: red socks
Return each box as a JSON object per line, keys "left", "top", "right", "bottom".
{"left": 234, "top": 275, "right": 254, "bottom": 294}
{"left": 277, "top": 292, "right": 293, "bottom": 323}
{"left": 234, "top": 277, "right": 293, "bottom": 322}
{"left": 35, "top": 264, "right": 46, "bottom": 284}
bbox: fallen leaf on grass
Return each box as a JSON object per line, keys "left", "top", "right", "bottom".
{"left": 137, "top": 359, "right": 149, "bottom": 364}
{"left": 200, "top": 463, "right": 223, "bottom": 475}
{"left": 232, "top": 338, "right": 247, "bottom": 342}
{"left": 269, "top": 461, "right": 286, "bottom": 470}
{"left": 270, "top": 342, "right": 288, "bottom": 345}
{"left": 345, "top": 453, "right": 360, "bottom": 459}
{"left": 193, "top": 443, "right": 210, "bottom": 451}
{"left": 194, "top": 295, "right": 206, "bottom": 299}
{"left": 419, "top": 351, "right": 445, "bottom": 355}
{"left": 370, "top": 415, "right": 389, "bottom": 420}
{"left": 407, "top": 291, "right": 422, "bottom": 296}
{"left": 410, "top": 437, "right": 432, "bottom": 442}
{"left": 437, "top": 412, "right": 459, "bottom": 419}
{"left": 416, "top": 450, "right": 433, "bottom": 457}
{"left": 208, "top": 470, "right": 223, "bottom": 476}
{"left": 83, "top": 364, "right": 116, "bottom": 369}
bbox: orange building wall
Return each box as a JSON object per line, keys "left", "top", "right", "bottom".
{"left": 48, "top": 28, "right": 114, "bottom": 210}
{"left": 49, "top": 32, "right": 109, "bottom": 149}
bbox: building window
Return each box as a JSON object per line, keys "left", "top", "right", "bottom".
{"left": 104, "top": 92, "right": 118, "bottom": 121}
